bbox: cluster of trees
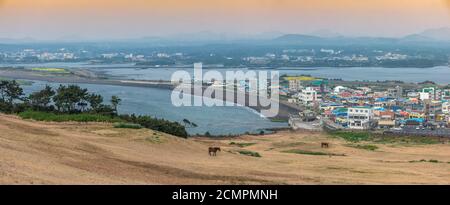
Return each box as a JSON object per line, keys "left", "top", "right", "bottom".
{"left": 0, "top": 80, "right": 120, "bottom": 115}
{"left": 0, "top": 80, "right": 188, "bottom": 138}
{"left": 120, "top": 114, "right": 188, "bottom": 138}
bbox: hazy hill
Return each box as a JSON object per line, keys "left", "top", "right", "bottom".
{"left": 417, "top": 27, "right": 450, "bottom": 42}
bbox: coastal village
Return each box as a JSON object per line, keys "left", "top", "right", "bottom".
{"left": 284, "top": 76, "right": 450, "bottom": 136}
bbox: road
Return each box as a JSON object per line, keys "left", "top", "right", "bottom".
{"left": 390, "top": 127, "right": 450, "bottom": 137}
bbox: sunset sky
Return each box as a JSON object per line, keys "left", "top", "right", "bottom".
{"left": 0, "top": 0, "right": 449, "bottom": 40}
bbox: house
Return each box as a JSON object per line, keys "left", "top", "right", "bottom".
{"left": 339, "top": 92, "right": 352, "bottom": 98}
{"left": 298, "top": 87, "right": 318, "bottom": 106}
{"left": 443, "top": 90, "right": 450, "bottom": 100}
{"left": 422, "top": 87, "right": 438, "bottom": 100}
{"left": 387, "top": 86, "right": 403, "bottom": 99}
{"left": 407, "top": 91, "right": 419, "bottom": 98}
{"left": 404, "top": 118, "right": 424, "bottom": 126}
{"left": 288, "top": 80, "right": 302, "bottom": 91}
{"left": 419, "top": 92, "right": 431, "bottom": 101}
{"left": 376, "top": 111, "right": 396, "bottom": 129}
{"left": 424, "top": 100, "right": 443, "bottom": 121}
{"left": 287, "top": 98, "right": 298, "bottom": 103}
{"left": 378, "top": 120, "right": 396, "bottom": 129}
{"left": 379, "top": 111, "right": 395, "bottom": 120}
{"left": 442, "top": 102, "right": 449, "bottom": 114}
{"left": 333, "top": 86, "right": 347, "bottom": 93}
{"left": 347, "top": 107, "right": 374, "bottom": 130}
{"left": 409, "top": 112, "right": 425, "bottom": 119}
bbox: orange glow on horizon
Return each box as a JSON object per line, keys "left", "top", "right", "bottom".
{"left": 0, "top": 0, "right": 448, "bottom": 39}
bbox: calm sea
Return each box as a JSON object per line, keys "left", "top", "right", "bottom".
{"left": 22, "top": 81, "right": 287, "bottom": 135}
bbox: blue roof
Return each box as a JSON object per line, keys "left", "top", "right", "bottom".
{"left": 407, "top": 118, "right": 425, "bottom": 123}
{"left": 335, "top": 113, "right": 348, "bottom": 117}
{"left": 391, "top": 106, "right": 403, "bottom": 111}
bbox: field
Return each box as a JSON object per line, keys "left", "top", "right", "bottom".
{"left": 283, "top": 76, "right": 318, "bottom": 81}
{"left": 31, "top": 68, "right": 70, "bottom": 73}
{"left": 1, "top": 114, "right": 450, "bottom": 184}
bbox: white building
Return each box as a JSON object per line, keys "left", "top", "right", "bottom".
{"left": 157, "top": 53, "right": 170, "bottom": 58}
{"left": 333, "top": 86, "right": 347, "bottom": 93}
{"left": 419, "top": 92, "right": 431, "bottom": 101}
{"left": 442, "top": 102, "right": 449, "bottom": 114}
{"left": 347, "top": 107, "right": 374, "bottom": 130}
{"left": 407, "top": 92, "right": 419, "bottom": 98}
{"left": 299, "top": 87, "right": 318, "bottom": 106}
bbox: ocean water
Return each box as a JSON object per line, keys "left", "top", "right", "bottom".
{"left": 100, "top": 66, "right": 450, "bottom": 84}
{"left": 22, "top": 81, "right": 287, "bottom": 135}
{"left": 3, "top": 62, "right": 449, "bottom": 84}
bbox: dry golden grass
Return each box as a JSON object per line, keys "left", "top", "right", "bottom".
{"left": 1, "top": 114, "right": 450, "bottom": 185}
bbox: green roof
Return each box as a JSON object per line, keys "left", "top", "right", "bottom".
{"left": 311, "top": 79, "right": 328, "bottom": 86}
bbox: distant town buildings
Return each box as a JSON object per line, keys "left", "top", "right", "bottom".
{"left": 285, "top": 76, "right": 450, "bottom": 132}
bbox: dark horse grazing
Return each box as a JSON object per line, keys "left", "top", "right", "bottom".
{"left": 209, "top": 147, "right": 221, "bottom": 156}
{"left": 321, "top": 142, "right": 330, "bottom": 148}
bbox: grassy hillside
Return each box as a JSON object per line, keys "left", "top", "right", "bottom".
{"left": 1, "top": 114, "right": 450, "bottom": 185}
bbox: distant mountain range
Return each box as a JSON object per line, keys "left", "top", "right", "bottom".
{"left": 1, "top": 28, "right": 450, "bottom": 45}
{"left": 0, "top": 37, "right": 37, "bottom": 44}
{"left": 415, "top": 27, "right": 450, "bottom": 42}
{"left": 273, "top": 27, "right": 450, "bottom": 45}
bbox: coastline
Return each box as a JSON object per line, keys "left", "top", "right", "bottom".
{"left": 0, "top": 68, "right": 300, "bottom": 121}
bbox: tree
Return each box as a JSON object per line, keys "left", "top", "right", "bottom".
{"left": 88, "top": 93, "right": 103, "bottom": 112}
{"left": 29, "top": 85, "right": 55, "bottom": 110}
{"left": 4, "top": 80, "right": 24, "bottom": 105}
{"left": 182, "top": 118, "right": 198, "bottom": 128}
{"left": 0, "top": 80, "right": 8, "bottom": 102}
{"left": 53, "top": 84, "right": 88, "bottom": 113}
{"left": 110, "top": 95, "right": 121, "bottom": 114}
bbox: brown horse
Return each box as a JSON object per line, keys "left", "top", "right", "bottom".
{"left": 209, "top": 147, "right": 221, "bottom": 156}
{"left": 321, "top": 142, "right": 330, "bottom": 148}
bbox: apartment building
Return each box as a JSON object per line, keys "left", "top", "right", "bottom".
{"left": 347, "top": 107, "right": 374, "bottom": 130}
{"left": 299, "top": 87, "right": 318, "bottom": 106}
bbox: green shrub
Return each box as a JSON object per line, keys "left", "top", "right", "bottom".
{"left": 347, "top": 144, "right": 379, "bottom": 151}
{"left": 113, "top": 123, "right": 143, "bottom": 129}
{"left": 409, "top": 159, "right": 442, "bottom": 163}
{"left": 283, "top": 149, "right": 329, "bottom": 156}
{"left": 331, "top": 131, "right": 371, "bottom": 142}
{"left": 230, "top": 142, "right": 257, "bottom": 147}
{"left": 119, "top": 114, "right": 188, "bottom": 138}
{"left": 19, "top": 110, "right": 123, "bottom": 123}
{"left": 238, "top": 150, "right": 262, "bottom": 158}
{"left": 283, "top": 149, "right": 346, "bottom": 156}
